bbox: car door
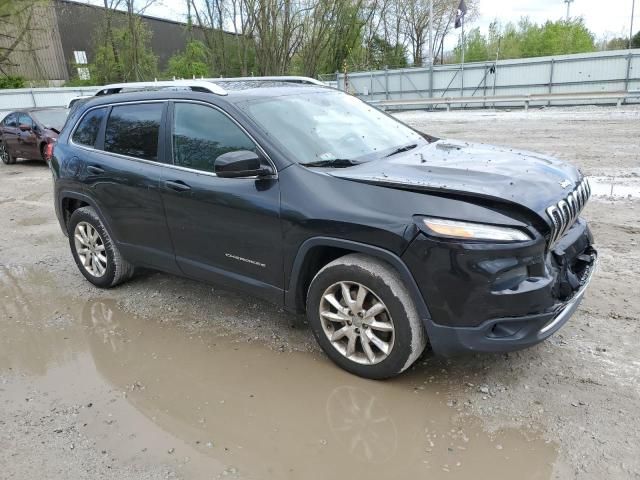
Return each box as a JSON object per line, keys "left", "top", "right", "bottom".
{"left": 161, "top": 100, "right": 283, "bottom": 303}
{"left": 17, "top": 113, "right": 39, "bottom": 159}
{"left": 73, "top": 102, "right": 179, "bottom": 274}
{"left": 2, "top": 113, "right": 18, "bottom": 155}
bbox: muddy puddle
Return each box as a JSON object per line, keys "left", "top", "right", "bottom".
{"left": 0, "top": 265, "right": 557, "bottom": 479}
{"left": 589, "top": 176, "right": 640, "bottom": 199}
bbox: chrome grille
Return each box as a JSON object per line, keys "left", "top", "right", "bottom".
{"left": 546, "top": 178, "right": 591, "bottom": 246}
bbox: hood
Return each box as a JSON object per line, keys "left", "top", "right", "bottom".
{"left": 328, "top": 139, "right": 583, "bottom": 221}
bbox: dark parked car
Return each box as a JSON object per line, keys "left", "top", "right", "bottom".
{"left": 0, "top": 108, "right": 68, "bottom": 164}
{"left": 50, "top": 78, "right": 597, "bottom": 379}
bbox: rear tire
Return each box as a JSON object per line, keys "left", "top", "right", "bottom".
{"left": 306, "top": 253, "right": 427, "bottom": 379}
{"left": 68, "top": 206, "right": 135, "bottom": 288}
{"left": 0, "top": 142, "right": 16, "bottom": 165}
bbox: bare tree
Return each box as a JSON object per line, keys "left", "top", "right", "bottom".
{"left": 0, "top": 0, "right": 41, "bottom": 77}
{"left": 92, "top": 0, "right": 158, "bottom": 82}
{"left": 298, "top": 0, "right": 373, "bottom": 76}
{"left": 245, "top": 0, "right": 309, "bottom": 75}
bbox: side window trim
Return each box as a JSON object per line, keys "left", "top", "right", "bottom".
{"left": 157, "top": 101, "right": 168, "bottom": 164}
{"left": 95, "top": 106, "right": 110, "bottom": 151}
{"left": 167, "top": 100, "right": 276, "bottom": 177}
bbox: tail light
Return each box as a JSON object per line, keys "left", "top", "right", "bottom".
{"left": 45, "top": 142, "right": 55, "bottom": 161}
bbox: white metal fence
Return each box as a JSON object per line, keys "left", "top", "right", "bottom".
{"left": 0, "top": 86, "right": 99, "bottom": 120}
{"left": 335, "top": 49, "right": 640, "bottom": 108}
{"left": 1, "top": 50, "right": 639, "bottom": 118}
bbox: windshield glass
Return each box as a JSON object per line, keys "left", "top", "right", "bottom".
{"left": 240, "top": 91, "right": 425, "bottom": 165}
{"left": 31, "top": 109, "right": 69, "bottom": 131}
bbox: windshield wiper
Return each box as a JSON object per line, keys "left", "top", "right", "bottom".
{"left": 303, "top": 158, "right": 362, "bottom": 168}
{"left": 386, "top": 143, "right": 418, "bottom": 157}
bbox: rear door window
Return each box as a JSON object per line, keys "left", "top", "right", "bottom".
{"left": 18, "top": 114, "right": 33, "bottom": 129}
{"left": 72, "top": 108, "right": 106, "bottom": 147}
{"left": 104, "top": 103, "right": 163, "bottom": 161}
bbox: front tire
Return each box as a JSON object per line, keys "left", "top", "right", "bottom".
{"left": 68, "top": 206, "right": 134, "bottom": 288}
{"left": 307, "top": 254, "right": 427, "bottom": 379}
{"left": 0, "top": 142, "right": 16, "bottom": 165}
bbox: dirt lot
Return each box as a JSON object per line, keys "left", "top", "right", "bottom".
{"left": 1, "top": 105, "right": 639, "bottom": 479}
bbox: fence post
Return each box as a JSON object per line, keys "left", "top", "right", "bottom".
{"left": 483, "top": 63, "right": 488, "bottom": 108}
{"left": 384, "top": 66, "right": 389, "bottom": 100}
{"left": 548, "top": 59, "right": 555, "bottom": 106}
{"left": 624, "top": 52, "right": 632, "bottom": 100}
{"left": 30, "top": 89, "right": 37, "bottom": 108}
{"left": 335, "top": 71, "right": 341, "bottom": 91}
{"left": 370, "top": 71, "right": 374, "bottom": 100}
{"left": 429, "top": 62, "right": 434, "bottom": 99}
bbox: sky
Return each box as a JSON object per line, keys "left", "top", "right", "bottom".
{"left": 76, "top": 0, "right": 638, "bottom": 48}
{"left": 474, "top": 0, "right": 636, "bottom": 39}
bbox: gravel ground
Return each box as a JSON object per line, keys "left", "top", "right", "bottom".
{"left": 1, "top": 105, "right": 639, "bottom": 479}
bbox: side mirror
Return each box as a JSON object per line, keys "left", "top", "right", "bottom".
{"left": 19, "top": 124, "right": 32, "bottom": 132}
{"left": 214, "top": 150, "right": 273, "bottom": 178}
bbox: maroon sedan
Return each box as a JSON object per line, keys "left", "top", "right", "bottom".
{"left": 0, "top": 108, "right": 68, "bottom": 164}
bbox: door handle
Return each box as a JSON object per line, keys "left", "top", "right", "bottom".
{"left": 164, "top": 180, "right": 191, "bottom": 192}
{"left": 87, "top": 165, "right": 105, "bottom": 175}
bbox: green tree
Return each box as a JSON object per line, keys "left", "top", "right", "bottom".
{"left": 166, "top": 40, "right": 209, "bottom": 78}
{"left": 454, "top": 27, "right": 488, "bottom": 62}
{"left": 632, "top": 31, "right": 640, "bottom": 48}
{"left": 455, "top": 18, "right": 596, "bottom": 63}
{"left": 604, "top": 37, "right": 630, "bottom": 50}
{"left": 0, "top": 75, "right": 25, "bottom": 88}
{"left": 91, "top": 21, "right": 157, "bottom": 83}
{"left": 366, "top": 35, "right": 408, "bottom": 69}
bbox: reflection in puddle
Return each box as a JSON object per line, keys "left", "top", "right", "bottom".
{"left": 0, "top": 266, "right": 557, "bottom": 479}
{"left": 589, "top": 176, "right": 640, "bottom": 199}
{"left": 326, "top": 385, "right": 398, "bottom": 464}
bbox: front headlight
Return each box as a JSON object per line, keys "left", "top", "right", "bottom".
{"left": 419, "top": 217, "right": 532, "bottom": 242}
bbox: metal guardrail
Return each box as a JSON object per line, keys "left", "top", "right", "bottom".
{"left": 373, "top": 90, "right": 640, "bottom": 111}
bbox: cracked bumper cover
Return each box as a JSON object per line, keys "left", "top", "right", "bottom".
{"left": 403, "top": 218, "right": 597, "bottom": 356}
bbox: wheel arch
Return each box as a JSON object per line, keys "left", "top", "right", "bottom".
{"left": 285, "top": 237, "right": 432, "bottom": 323}
{"left": 39, "top": 141, "right": 47, "bottom": 159}
{"left": 58, "top": 191, "right": 116, "bottom": 241}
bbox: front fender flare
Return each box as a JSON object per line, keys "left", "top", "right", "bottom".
{"left": 285, "top": 236, "right": 432, "bottom": 324}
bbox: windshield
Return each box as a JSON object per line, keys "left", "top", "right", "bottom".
{"left": 240, "top": 91, "right": 425, "bottom": 165}
{"left": 31, "top": 109, "right": 69, "bottom": 131}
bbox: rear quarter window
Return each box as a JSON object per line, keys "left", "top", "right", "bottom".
{"left": 104, "top": 103, "right": 163, "bottom": 161}
{"left": 72, "top": 108, "right": 106, "bottom": 147}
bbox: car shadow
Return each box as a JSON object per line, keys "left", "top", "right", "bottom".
{"left": 13, "top": 159, "right": 48, "bottom": 168}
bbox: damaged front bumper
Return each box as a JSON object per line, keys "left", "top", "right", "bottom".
{"left": 403, "top": 217, "right": 597, "bottom": 356}
{"left": 425, "top": 252, "right": 596, "bottom": 356}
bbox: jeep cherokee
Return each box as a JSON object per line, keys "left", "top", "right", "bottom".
{"left": 50, "top": 78, "right": 597, "bottom": 379}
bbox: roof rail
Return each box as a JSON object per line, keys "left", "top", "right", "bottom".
{"left": 96, "top": 80, "right": 227, "bottom": 96}
{"left": 211, "top": 76, "right": 326, "bottom": 86}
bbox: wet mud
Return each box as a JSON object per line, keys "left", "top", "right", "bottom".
{"left": 0, "top": 265, "right": 556, "bottom": 479}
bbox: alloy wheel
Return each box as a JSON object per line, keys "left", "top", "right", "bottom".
{"left": 74, "top": 221, "right": 107, "bottom": 277}
{"left": 319, "top": 281, "right": 395, "bottom": 365}
{"left": 0, "top": 143, "right": 9, "bottom": 164}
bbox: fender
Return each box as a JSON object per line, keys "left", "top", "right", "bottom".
{"left": 56, "top": 190, "right": 117, "bottom": 243}
{"left": 284, "top": 236, "right": 432, "bottom": 323}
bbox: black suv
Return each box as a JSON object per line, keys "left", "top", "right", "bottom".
{"left": 51, "top": 78, "right": 597, "bottom": 379}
